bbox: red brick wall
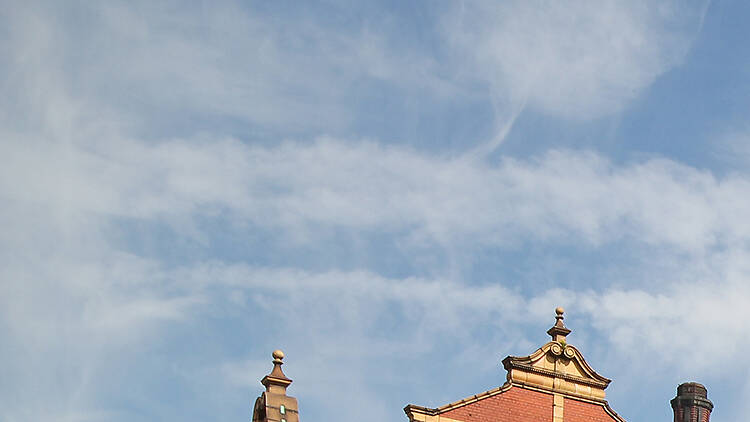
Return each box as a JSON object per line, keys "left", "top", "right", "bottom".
{"left": 564, "top": 397, "right": 619, "bottom": 422}
{"left": 440, "top": 386, "right": 552, "bottom": 422}
{"left": 673, "top": 406, "right": 711, "bottom": 422}
{"left": 438, "top": 387, "right": 620, "bottom": 422}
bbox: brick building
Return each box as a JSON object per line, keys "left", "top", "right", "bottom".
{"left": 252, "top": 350, "right": 300, "bottom": 422}
{"left": 250, "top": 308, "right": 713, "bottom": 422}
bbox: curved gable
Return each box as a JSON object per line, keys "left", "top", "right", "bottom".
{"left": 404, "top": 308, "right": 626, "bottom": 422}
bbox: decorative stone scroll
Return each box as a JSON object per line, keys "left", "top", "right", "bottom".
{"left": 502, "top": 308, "right": 611, "bottom": 401}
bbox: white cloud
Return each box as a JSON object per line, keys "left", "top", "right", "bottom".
{"left": 446, "top": 0, "right": 709, "bottom": 119}
{"left": 2, "top": 0, "right": 708, "bottom": 155}
{"left": 0, "top": 1, "right": 742, "bottom": 421}
{"left": 0, "top": 1, "right": 460, "bottom": 140}
{"left": 577, "top": 247, "right": 750, "bottom": 371}
{"left": 6, "top": 136, "right": 746, "bottom": 254}
{"left": 4, "top": 133, "right": 750, "bottom": 415}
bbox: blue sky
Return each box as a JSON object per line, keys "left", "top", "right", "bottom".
{"left": 2, "top": 1, "right": 749, "bottom": 421}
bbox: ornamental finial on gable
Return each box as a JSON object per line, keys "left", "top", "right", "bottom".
{"left": 501, "top": 307, "right": 612, "bottom": 401}
{"left": 547, "top": 306, "right": 571, "bottom": 343}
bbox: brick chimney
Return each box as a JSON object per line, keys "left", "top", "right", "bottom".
{"left": 671, "top": 382, "right": 713, "bottom": 422}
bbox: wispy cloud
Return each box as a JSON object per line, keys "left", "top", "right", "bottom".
{"left": 3, "top": 133, "right": 750, "bottom": 420}
{"left": 6, "top": 137, "right": 745, "bottom": 253}
{"left": 1, "top": 1, "right": 460, "bottom": 141}
{"left": 446, "top": 0, "right": 708, "bottom": 119}
{"left": 0, "top": 1, "right": 740, "bottom": 422}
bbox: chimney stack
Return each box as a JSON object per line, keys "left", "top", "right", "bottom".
{"left": 671, "top": 382, "right": 713, "bottom": 422}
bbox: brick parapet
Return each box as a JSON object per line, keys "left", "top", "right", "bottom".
{"left": 440, "top": 386, "right": 552, "bottom": 422}
{"left": 407, "top": 385, "right": 622, "bottom": 422}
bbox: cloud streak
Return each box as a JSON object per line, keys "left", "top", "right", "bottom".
{"left": 0, "top": 1, "right": 741, "bottom": 422}
{"left": 448, "top": 0, "right": 709, "bottom": 119}
{"left": 4, "top": 135, "right": 750, "bottom": 421}
{"left": 5, "top": 137, "right": 746, "bottom": 254}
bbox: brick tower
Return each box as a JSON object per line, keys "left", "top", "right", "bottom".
{"left": 252, "top": 350, "right": 300, "bottom": 422}
{"left": 671, "top": 382, "right": 713, "bottom": 422}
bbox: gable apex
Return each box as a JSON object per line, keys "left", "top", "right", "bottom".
{"left": 502, "top": 340, "right": 611, "bottom": 400}
{"left": 501, "top": 308, "right": 611, "bottom": 401}
{"left": 403, "top": 308, "right": 625, "bottom": 422}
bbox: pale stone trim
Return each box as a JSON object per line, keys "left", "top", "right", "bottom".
{"left": 503, "top": 341, "right": 610, "bottom": 401}
{"left": 553, "top": 393, "right": 564, "bottom": 422}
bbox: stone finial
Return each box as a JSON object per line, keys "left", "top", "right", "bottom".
{"left": 261, "top": 349, "right": 292, "bottom": 394}
{"left": 547, "top": 307, "right": 571, "bottom": 342}
{"left": 272, "top": 349, "right": 284, "bottom": 366}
